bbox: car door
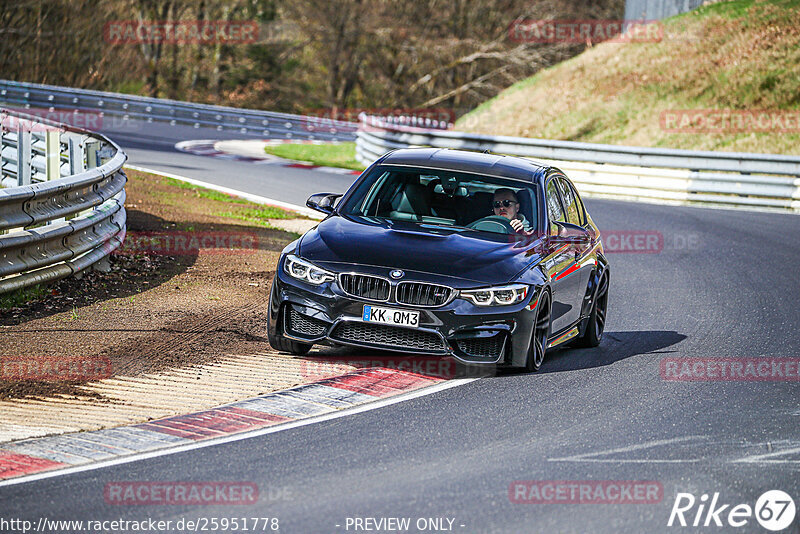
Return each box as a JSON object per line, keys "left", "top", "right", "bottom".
{"left": 544, "top": 177, "right": 582, "bottom": 333}
{"left": 557, "top": 175, "right": 594, "bottom": 305}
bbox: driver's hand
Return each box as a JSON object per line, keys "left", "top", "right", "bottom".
{"left": 509, "top": 218, "right": 532, "bottom": 235}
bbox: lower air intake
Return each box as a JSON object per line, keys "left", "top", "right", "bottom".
{"left": 456, "top": 334, "right": 505, "bottom": 360}
{"left": 331, "top": 322, "right": 445, "bottom": 353}
{"left": 285, "top": 305, "right": 328, "bottom": 338}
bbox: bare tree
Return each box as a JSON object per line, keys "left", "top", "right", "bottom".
{"left": 0, "top": 0, "right": 623, "bottom": 114}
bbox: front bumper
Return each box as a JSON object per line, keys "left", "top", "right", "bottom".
{"left": 268, "top": 264, "right": 539, "bottom": 367}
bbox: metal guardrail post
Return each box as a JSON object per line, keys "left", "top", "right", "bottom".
{"left": 86, "top": 140, "right": 100, "bottom": 169}
{"left": 68, "top": 136, "right": 86, "bottom": 175}
{"left": 16, "top": 130, "right": 31, "bottom": 186}
{"left": 45, "top": 130, "right": 60, "bottom": 181}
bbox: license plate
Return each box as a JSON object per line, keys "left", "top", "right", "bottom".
{"left": 362, "top": 305, "right": 420, "bottom": 328}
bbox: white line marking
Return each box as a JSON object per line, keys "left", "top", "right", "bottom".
{"left": 550, "top": 459, "right": 701, "bottom": 463}
{"left": 0, "top": 378, "right": 478, "bottom": 488}
{"left": 124, "top": 164, "right": 324, "bottom": 220}
{"left": 548, "top": 435, "right": 707, "bottom": 463}
{"left": 732, "top": 445, "right": 800, "bottom": 464}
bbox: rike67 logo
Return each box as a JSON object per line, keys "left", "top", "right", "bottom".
{"left": 668, "top": 490, "right": 796, "bottom": 531}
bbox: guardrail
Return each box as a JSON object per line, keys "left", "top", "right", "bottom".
{"left": 0, "top": 108, "right": 127, "bottom": 295}
{"left": 0, "top": 79, "right": 358, "bottom": 142}
{"left": 356, "top": 116, "right": 800, "bottom": 212}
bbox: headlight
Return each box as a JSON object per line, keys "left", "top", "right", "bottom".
{"left": 283, "top": 254, "right": 335, "bottom": 285}
{"left": 460, "top": 284, "right": 528, "bottom": 306}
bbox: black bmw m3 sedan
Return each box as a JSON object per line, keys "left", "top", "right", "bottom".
{"left": 268, "top": 148, "right": 609, "bottom": 372}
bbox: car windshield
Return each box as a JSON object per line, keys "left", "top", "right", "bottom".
{"left": 339, "top": 165, "right": 538, "bottom": 235}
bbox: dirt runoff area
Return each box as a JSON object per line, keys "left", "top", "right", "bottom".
{"left": 0, "top": 169, "right": 363, "bottom": 443}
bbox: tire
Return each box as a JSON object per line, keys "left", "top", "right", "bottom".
{"left": 525, "top": 291, "right": 551, "bottom": 372}
{"left": 576, "top": 270, "right": 609, "bottom": 348}
{"left": 268, "top": 327, "right": 312, "bottom": 355}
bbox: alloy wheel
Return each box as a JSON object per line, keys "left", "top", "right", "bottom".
{"left": 594, "top": 273, "right": 609, "bottom": 341}
{"left": 532, "top": 293, "right": 551, "bottom": 369}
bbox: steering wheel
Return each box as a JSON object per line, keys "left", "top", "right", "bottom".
{"left": 466, "top": 215, "right": 517, "bottom": 234}
{"left": 426, "top": 178, "right": 442, "bottom": 196}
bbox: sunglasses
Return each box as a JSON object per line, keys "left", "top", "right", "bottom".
{"left": 493, "top": 200, "right": 518, "bottom": 208}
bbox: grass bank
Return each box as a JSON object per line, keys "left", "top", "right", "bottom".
{"left": 263, "top": 142, "right": 365, "bottom": 171}
{"left": 456, "top": 0, "right": 800, "bottom": 155}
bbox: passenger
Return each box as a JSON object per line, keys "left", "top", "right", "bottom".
{"left": 493, "top": 188, "right": 533, "bottom": 235}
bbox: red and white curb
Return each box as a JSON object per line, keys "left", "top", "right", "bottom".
{"left": 0, "top": 368, "right": 464, "bottom": 484}
{"left": 175, "top": 139, "right": 362, "bottom": 176}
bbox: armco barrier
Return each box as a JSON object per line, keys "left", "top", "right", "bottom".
{"left": 0, "top": 80, "right": 454, "bottom": 143}
{"left": 0, "top": 108, "right": 127, "bottom": 294}
{"left": 0, "top": 79, "right": 357, "bottom": 142}
{"left": 356, "top": 116, "right": 800, "bottom": 212}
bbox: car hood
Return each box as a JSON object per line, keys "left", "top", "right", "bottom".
{"left": 297, "top": 215, "right": 543, "bottom": 285}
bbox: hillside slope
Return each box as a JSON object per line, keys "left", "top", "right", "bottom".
{"left": 456, "top": 0, "right": 800, "bottom": 154}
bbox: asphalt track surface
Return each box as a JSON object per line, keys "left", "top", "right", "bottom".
{"left": 105, "top": 121, "right": 357, "bottom": 205}
{"left": 2, "top": 123, "right": 799, "bottom": 533}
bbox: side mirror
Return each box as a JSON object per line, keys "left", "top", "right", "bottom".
{"left": 306, "top": 193, "right": 342, "bottom": 215}
{"left": 549, "top": 222, "right": 591, "bottom": 246}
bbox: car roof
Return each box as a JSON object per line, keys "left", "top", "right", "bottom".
{"left": 379, "top": 148, "right": 550, "bottom": 183}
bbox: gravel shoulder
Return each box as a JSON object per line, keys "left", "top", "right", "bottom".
{"left": 0, "top": 170, "right": 345, "bottom": 443}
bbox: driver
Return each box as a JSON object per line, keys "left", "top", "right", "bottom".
{"left": 493, "top": 188, "right": 533, "bottom": 235}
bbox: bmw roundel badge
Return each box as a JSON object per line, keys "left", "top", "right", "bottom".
{"left": 390, "top": 269, "right": 404, "bottom": 279}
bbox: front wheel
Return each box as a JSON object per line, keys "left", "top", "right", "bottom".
{"left": 525, "top": 291, "right": 551, "bottom": 372}
{"left": 576, "top": 271, "right": 609, "bottom": 348}
{"left": 268, "top": 327, "right": 313, "bottom": 355}
{"left": 268, "top": 292, "right": 313, "bottom": 355}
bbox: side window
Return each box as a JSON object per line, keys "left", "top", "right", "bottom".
{"left": 558, "top": 177, "right": 582, "bottom": 226}
{"left": 545, "top": 179, "right": 566, "bottom": 235}
{"left": 570, "top": 182, "right": 587, "bottom": 226}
